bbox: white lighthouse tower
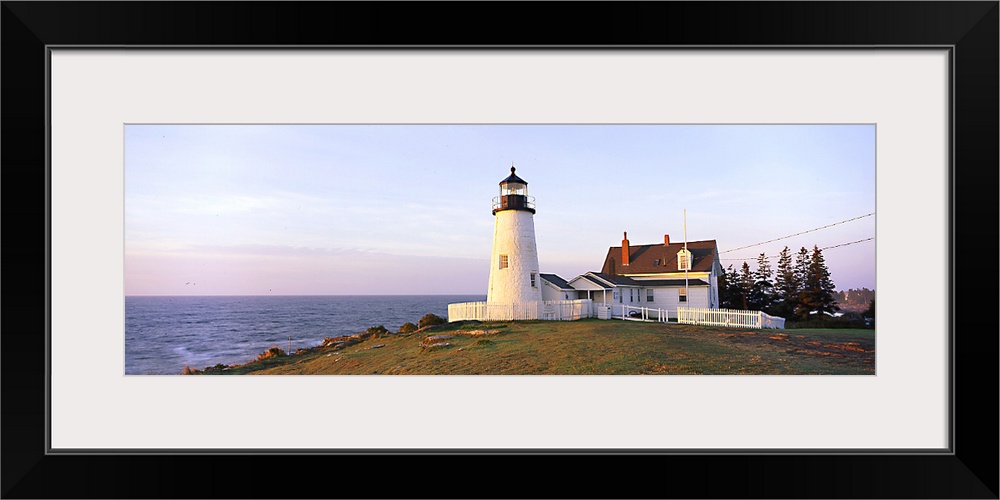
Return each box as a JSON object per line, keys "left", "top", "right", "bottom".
{"left": 487, "top": 166, "right": 542, "bottom": 305}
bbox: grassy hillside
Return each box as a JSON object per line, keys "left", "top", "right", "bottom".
{"left": 186, "top": 319, "right": 875, "bottom": 375}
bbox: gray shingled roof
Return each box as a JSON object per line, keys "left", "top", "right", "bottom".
{"left": 539, "top": 273, "right": 573, "bottom": 290}
{"left": 575, "top": 272, "right": 708, "bottom": 288}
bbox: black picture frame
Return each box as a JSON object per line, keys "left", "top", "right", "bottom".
{"left": 2, "top": 2, "right": 997, "bottom": 498}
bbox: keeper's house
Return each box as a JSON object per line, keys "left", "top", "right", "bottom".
{"left": 541, "top": 232, "right": 722, "bottom": 318}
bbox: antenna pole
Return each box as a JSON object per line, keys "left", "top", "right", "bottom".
{"left": 684, "top": 209, "right": 689, "bottom": 307}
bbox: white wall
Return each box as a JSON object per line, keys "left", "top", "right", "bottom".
{"left": 688, "top": 287, "right": 710, "bottom": 309}
{"left": 642, "top": 286, "right": 712, "bottom": 318}
{"left": 541, "top": 283, "right": 578, "bottom": 301}
{"left": 486, "top": 209, "right": 543, "bottom": 304}
{"left": 710, "top": 275, "right": 719, "bottom": 308}
{"left": 578, "top": 288, "right": 612, "bottom": 305}
{"left": 629, "top": 272, "right": 711, "bottom": 281}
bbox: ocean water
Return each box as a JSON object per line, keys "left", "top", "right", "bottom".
{"left": 124, "top": 295, "right": 485, "bottom": 375}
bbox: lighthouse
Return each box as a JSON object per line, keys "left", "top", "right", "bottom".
{"left": 487, "top": 166, "right": 543, "bottom": 304}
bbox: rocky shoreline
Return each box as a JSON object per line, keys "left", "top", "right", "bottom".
{"left": 182, "top": 313, "right": 460, "bottom": 374}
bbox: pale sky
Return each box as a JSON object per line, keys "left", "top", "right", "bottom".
{"left": 124, "top": 124, "right": 876, "bottom": 295}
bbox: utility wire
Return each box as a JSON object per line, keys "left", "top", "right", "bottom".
{"left": 820, "top": 237, "right": 874, "bottom": 251}
{"left": 719, "top": 212, "right": 874, "bottom": 254}
{"left": 719, "top": 237, "right": 874, "bottom": 261}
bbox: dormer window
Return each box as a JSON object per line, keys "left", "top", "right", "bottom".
{"left": 677, "top": 249, "right": 692, "bottom": 271}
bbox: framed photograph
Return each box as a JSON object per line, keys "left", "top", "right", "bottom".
{"left": 3, "top": 2, "right": 996, "bottom": 498}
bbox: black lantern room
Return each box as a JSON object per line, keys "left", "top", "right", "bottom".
{"left": 492, "top": 166, "right": 536, "bottom": 215}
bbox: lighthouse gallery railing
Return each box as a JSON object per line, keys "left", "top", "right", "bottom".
{"left": 491, "top": 195, "right": 536, "bottom": 212}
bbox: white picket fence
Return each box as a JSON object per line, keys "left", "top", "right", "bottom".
{"left": 448, "top": 300, "right": 785, "bottom": 329}
{"left": 448, "top": 299, "right": 592, "bottom": 322}
{"left": 677, "top": 307, "right": 785, "bottom": 329}
{"left": 541, "top": 299, "right": 591, "bottom": 321}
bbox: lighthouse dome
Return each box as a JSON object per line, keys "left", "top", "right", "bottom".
{"left": 500, "top": 166, "right": 528, "bottom": 186}
{"left": 493, "top": 165, "right": 535, "bottom": 215}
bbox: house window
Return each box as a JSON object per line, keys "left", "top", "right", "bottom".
{"left": 530, "top": 273, "right": 537, "bottom": 288}
{"left": 499, "top": 254, "right": 508, "bottom": 269}
{"left": 677, "top": 249, "right": 692, "bottom": 271}
{"left": 614, "top": 290, "right": 621, "bottom": 303}
{"left": 653, "top": 259, "right": 660, "bottom": 266}
{"left": 647, "top": 289, "right": 654, "bottom": 301}
{"left": 629, "top": 289, "right": 634, "bottom": 303}
{"left": 679, "top": 287, "right": 687, "bottom": 302}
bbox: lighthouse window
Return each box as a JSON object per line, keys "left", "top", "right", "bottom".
{"left": 530, "top": 273, "right": 537, "bottom": 288}
{"left": 499, "top": 255, "right": 508, "bottom": 269}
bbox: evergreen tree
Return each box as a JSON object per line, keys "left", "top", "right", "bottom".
{"left": 773, "top": 246, "right": 798, "bottom": 318}
{"left": 717, "top": 264, "right": 729, "bottom": 308}
{"left": 750, "top": 252, "right": 774, "bottom": 312}
{"left": 798, "top": 245, "right": 839, "bottom": 317}
{"left": 792, "top": 247, "right": 812, "bottom": 319}
{"left": 737, "top": 261, "right": 754, "bottom": 310}
{"left": 834, "top": 287, "right": 876, "bottom": 312}
{"left": 718, "top": 264, "right": 741, "bottom": 309}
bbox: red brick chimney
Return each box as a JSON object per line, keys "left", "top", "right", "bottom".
{"left": 622, "top": 231, "right": 630, "bottom": 266}
{"left": 664, "top": 234, "right": 670, "bottom": 246}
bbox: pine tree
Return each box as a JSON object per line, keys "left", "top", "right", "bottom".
{"left": 792, "top": 247, "right": 812, "bottom": 319}
{"left": 718, "top": 264, "right": 741, "bottom": 309}
{"left": 773, "top": 246, "right": 798, "bottom": 318}
{"left": 799, "top": 245, "right": 839, "bottom": 317}
{"left": 750, "top": 252, "right": 774, "bottom": 312}
{"left": 737, "top": 261, "right": 754, "bottom": 310}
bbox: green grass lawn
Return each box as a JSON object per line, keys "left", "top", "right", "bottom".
{"left": 190, "top": 318, "right": 875, "bottom": 376}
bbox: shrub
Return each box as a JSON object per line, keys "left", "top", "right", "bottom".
{"left": 399, "top": 322, "right": 418, "bottom": 333}
{"left": 417, "top": 313, "right": 447, "bottom": 329}
{"left": 366, "top": 325, "right": 390, "bottom": 336}
{"left": 182, "top": 365, "right": 195, "bottom": 375}
{"left": 255, "top": 346, "right": 286, "bottom": 362}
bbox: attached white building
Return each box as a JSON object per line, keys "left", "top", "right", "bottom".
{"left": 539, "top": 232, "right": 722, "bottom": 319}
{"left": 539, "top": 273, "right": 578, "bottom": 301}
